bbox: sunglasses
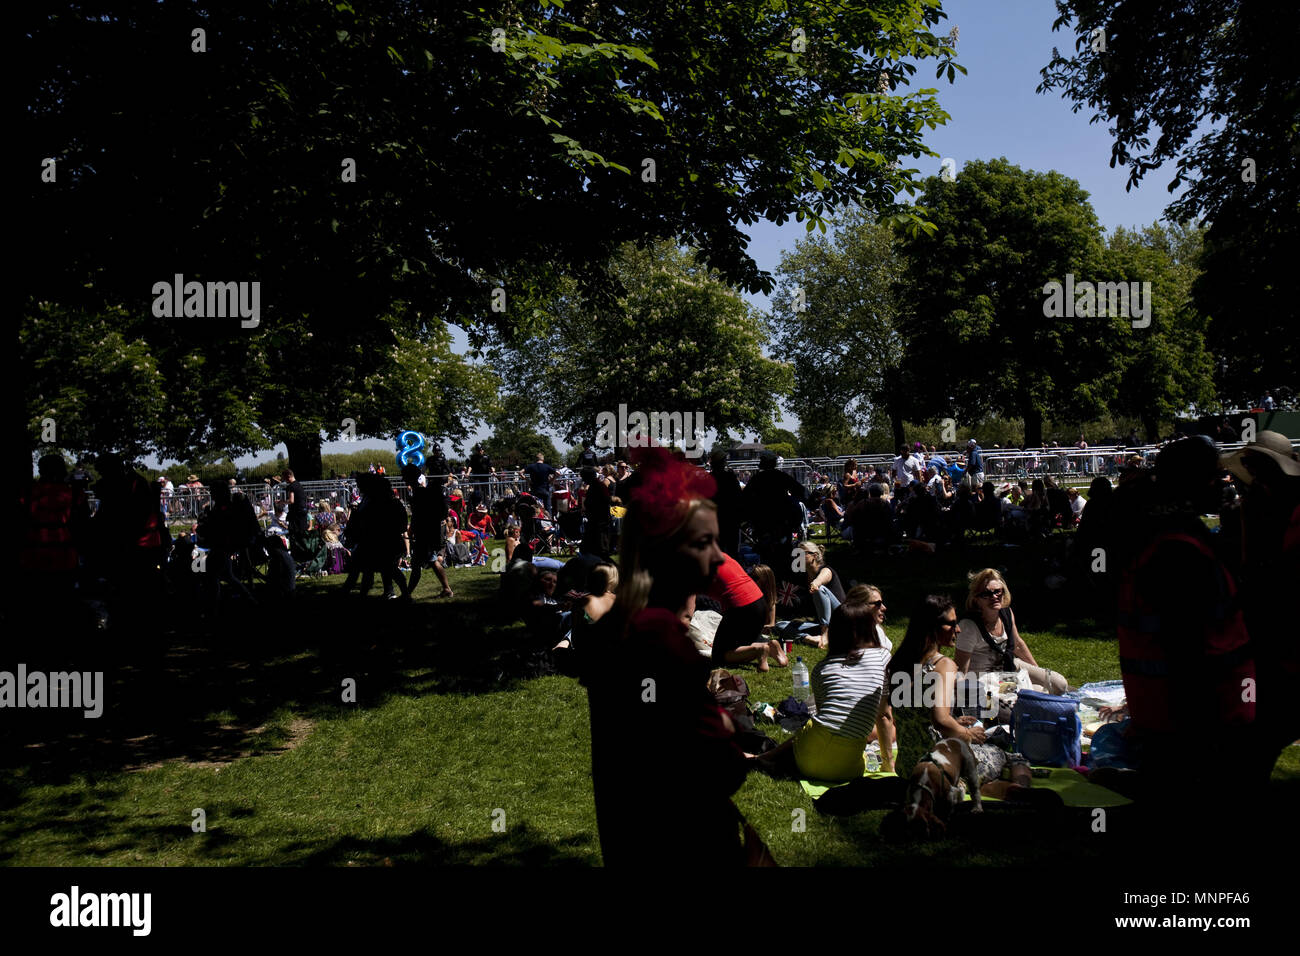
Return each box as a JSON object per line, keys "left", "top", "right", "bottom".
{"left": 867, "top": 599, "right": 885, "bottom": 608}
{"left": 979, "top": 588, "right": 1005, "bottom": 600}
{"left": 939, "top": 618, "right": 959, "bottom": 628}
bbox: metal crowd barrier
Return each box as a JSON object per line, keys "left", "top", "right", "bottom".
{"left": 87, "top": 437, "right": 1300, "bottom": 515}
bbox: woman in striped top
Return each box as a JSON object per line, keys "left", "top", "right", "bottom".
{"left": 756, "top": 595, "right": 894, "bottom": 780}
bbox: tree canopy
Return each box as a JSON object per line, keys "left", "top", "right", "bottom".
{"left": 896, "top": 158, "right": 1125, "bottom": 447}
{"left": 23, "top": 0, "right": 968, "bottom": 474}
{"left": 769, "top": 207, "right": 906, "bottom": 447}
{"left": 490, "top": 240, "right": 794, "bottom": 449}
{"left": 1037, "top": 0, "right": 1298, "bottom": 402}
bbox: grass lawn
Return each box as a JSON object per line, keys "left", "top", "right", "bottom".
{"left": 3, "top": 534, "right": 1297, "bottom": 866}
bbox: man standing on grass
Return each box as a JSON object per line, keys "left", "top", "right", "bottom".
{"left": 525, "top": 452, "right": 558, "bottom": 515}
{"left": 742, "top": 450, "right": 805, "bottom": 570}
{"left": 282, "top": 469, "right": 309, "bottom": 549}
{"left": 967, "top": 439, "right": 985, "bottom": 485}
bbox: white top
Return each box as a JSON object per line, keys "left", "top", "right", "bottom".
{"left": 810, "top": 646, "right": 890, "bottom": 739}
{"left": 956, "top": 616, "right": 1011, "bottom": 673}
{"left": 874, "top": 624, "right": 893, "bottom": 652}
{"left": 1070, "top": 496, "right": 1086, "bottom": 515}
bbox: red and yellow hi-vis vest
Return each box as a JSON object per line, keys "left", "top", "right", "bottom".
{"left": 1117, "top": 532, "right": 1255, "bottom": 733}
{"left": 21, "top": 481, "right": 80, "bottom": 572}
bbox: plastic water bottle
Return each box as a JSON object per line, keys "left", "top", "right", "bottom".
{"left": 792, "top": 657, "right": 810, "bottom": 702}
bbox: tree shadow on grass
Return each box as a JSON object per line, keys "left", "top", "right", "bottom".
{"left": 0, "top": 779, "right": 229, "bottom": 864}
{"left": 262, "top": 821, "right": 597, "bottom": 867}
{"left": 1, "top": 569, "right": 563, "bottom": 794}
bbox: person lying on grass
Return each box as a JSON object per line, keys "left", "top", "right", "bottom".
{"left": 753, "top": 594, "right": 894, "bottom": 781}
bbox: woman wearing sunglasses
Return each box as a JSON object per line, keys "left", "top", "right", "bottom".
{"left": 955, "top": 569, "right": 1067, "bottom": 694}
{"left": 887, "top": 594, "right": 1013, "bottom": 787}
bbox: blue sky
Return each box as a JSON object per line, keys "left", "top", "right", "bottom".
{"left": 228, "top": 0, "right": 1186, "bottom": 469}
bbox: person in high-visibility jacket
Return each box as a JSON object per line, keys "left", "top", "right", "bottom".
{"left": 20, "top": 454, "right": 90, "bottom": 578}
{"left": 1115, "top": 437, "right": 1255, "bottom": 798}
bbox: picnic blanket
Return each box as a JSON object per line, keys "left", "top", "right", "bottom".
{"left": 800, "top": 765, "right": 1131, "bottom": 807}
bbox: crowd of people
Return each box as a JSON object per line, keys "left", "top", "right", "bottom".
{"left": 19, "top": 424, "right": 1300, "bottom": 862}
{"left": 488, "top": 431, "right": 1297, "bottom": 862}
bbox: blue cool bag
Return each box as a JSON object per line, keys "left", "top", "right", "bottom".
{"left": 1012, "top": 689, "right": 1082, "bottom": 767}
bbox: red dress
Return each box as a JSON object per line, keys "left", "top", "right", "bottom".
{"left": 582, "top": 607, "right": 750, "bottom": 866}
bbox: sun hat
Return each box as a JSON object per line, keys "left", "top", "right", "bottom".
{"left": 1222, "top": 430, "right": 1300, "bottom": 483}
{"left": 186, "top": 474, "right": 199, "bottom": 482}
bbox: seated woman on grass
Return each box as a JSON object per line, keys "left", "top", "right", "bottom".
{"left": 954, "top": 569, "right": 1068, "bottom": 695}
{"left": 790, "top": 540, "right": 847, "bottom": 648}
{"left": 708, "top": 555, "right": 788, "bottom": 672}
{"left": 755, "top": 596, "right": 894, "bottom": 781}
{"left": 888, "top": 594, "right": 1032, "bottom": 798}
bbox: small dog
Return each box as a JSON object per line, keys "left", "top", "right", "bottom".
{"left": 902, "top": 737, "right": 983, "bottom": 840}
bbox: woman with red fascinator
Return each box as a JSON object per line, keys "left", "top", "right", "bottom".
{"left": 580, "top": 446, "right": 764, "bottom": 866}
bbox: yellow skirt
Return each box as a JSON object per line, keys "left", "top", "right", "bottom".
{"left": 792, "top": 720, "right": 866, "bottom": 781}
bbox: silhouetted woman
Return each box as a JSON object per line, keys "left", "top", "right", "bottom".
{"left": 581, "top": 447, "right": 755, "bottom": 866}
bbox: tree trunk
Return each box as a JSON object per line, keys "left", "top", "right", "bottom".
{"left": 283, "top": 435, "right": 324, "bottom": 481}
{"left": 1023, "top": 406, "right": 1044, "bottom": 448}
{"left": 889, "top": 408, "right": 905, "bottom": 452}
{"left": 1141, "top": 412, "right": 1161, "bottom": 445}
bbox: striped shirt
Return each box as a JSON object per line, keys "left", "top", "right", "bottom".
{"left": 810, "top": 647, "right": 890, "bottom": 739}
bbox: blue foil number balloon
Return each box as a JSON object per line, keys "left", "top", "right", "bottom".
{"left": 396, "top": 430, "right": 426, "bottom": 468}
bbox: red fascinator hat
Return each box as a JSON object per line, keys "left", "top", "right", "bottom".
{"left": 626, "top": 445, "right": 716, "bottom": 538}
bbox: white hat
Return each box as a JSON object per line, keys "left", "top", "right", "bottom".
{"left": 1222, "top": 430, "right": 1300, "bottom": 483}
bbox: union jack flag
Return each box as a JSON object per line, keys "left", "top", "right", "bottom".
{"left": 777, "top": 581, "right": 801, "bottom": 607}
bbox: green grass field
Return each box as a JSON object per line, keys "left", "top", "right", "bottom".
{"left": 3, "top": 534, "right": 1296, "bottom": 866}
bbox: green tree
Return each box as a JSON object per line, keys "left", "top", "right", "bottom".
{"left": 23, "top": 0, "right": 967, "bottom": 473}
{"left": 1037, "top": 0, "right": 1299, "bottom": 403}
{"left": 898, "top": 158, "right": 1117, "bottom": 448}
{"left": 496, "top": 241, "right": 794, "bottom": 448}
{"left": 484, "top": 393, "right": 560, "bottom": 468}
{"left": 797, "top": 413, "right": 863, "bottom": 458}
{"left": 21, "top": 304, "right": 172, "bottom": 462}
{"left": 769, "top": 208, "right": 907, "bottom": 447}
{"left": 760, "top": 427, "right": 799, "bottom": 448}
{"left": 764, "top": 442, "right": 799, "bottom": 460}
{"left": 1102, "top": 223, "right": 1214, "bottom": 441}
